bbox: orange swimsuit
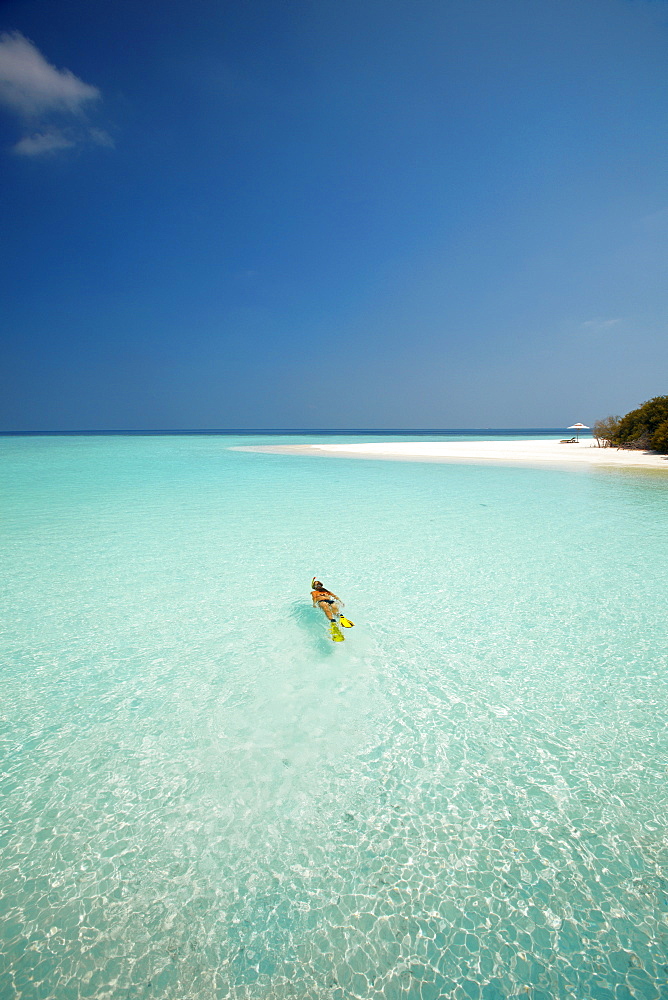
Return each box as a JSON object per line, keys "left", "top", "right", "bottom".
{"left": 313, "top": 591, "right": 337, "bottom": 606}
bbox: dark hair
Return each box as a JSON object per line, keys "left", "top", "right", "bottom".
{"left": 312, "top": 580, "right": 324, "bottom": 589}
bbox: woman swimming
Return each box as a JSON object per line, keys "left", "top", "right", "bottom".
{"left": 310, "top": 578, "right": 342, "bottom": 623}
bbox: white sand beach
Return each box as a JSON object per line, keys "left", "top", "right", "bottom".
{"left": 242, "top": 439, "right": 668, "bottom": 471}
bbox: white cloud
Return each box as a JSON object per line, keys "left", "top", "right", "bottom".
{"left": 581, "top": 318, "right": 622, "bottom": 332}
{"left": 0, "top": 31, "right": 99, "bottom": 116}
{"left": 13, "top": 128, "right": 75, "bottom": 155}
{"left": 0, "top": 31, "right": 108, "bottom": 156}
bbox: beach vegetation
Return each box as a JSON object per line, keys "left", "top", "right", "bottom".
{"left": 649, "top": 419, "right": 668, "bottom": 454}
{"left": 611, "top": 395, "right": 668, "bottom": 453}
{"left": 592, "top": 415, "right": 620, "bottom": 448}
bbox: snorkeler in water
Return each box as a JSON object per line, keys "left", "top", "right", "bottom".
{"left": 311, "top": 579, "right": 354, "bottom": 629}
{"left": 311, "top": 579, "right": 341, "bottom": 623}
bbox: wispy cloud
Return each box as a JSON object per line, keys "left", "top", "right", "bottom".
{"left": 88, "top": 127, "right": 114, "bottom": 148}
{"left": 581, "top": 317, "right": 623, "bottom": 332}
{"left": 0, "top": 31, "right": 111, "bottom": 155}
{"left": 13, "top": 129, "right": 75, "bottom": 155}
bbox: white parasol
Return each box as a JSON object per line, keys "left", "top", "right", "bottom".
{"left": 567, "top": 422, "right": 589, "bottom": 442}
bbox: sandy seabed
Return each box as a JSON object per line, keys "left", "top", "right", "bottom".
{"left": 239, "top": 439, "right": 668, "bottom": 472}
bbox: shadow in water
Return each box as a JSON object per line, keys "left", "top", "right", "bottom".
{"left": 288, "top": 600, "right": 339, "bottom": 657}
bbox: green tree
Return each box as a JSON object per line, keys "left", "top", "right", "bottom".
{"left": 650, "top": 419, "right": 668, "bottom": 454}
{"left": 592, "top": 415, "right": 620, "bottom": 448}
{"left": 613, "top": 395, "right": 668, "bottom": 453}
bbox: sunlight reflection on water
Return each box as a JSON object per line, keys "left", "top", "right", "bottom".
{"left": 1, "top": 435, "right": 667, "bottom": 999}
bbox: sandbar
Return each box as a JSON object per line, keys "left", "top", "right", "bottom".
{"left": 238, "top": 439, "right": 668, "bottom": 472}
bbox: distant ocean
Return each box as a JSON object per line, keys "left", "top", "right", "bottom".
{"left": 2, "top": 431, "right": 666, "bottom": 1000}
{"left": 0, "top": 427, "right": 580, "bottom": 437}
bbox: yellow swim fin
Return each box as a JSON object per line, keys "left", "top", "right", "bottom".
{"left": 330, "top": 623, "right": 345, "bottom": 642}
{"left": 339, "top": 616, "right": 354, "bottom": 628}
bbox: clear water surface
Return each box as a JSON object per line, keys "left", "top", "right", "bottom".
{"left": 1, "top": 432, "right": 667, "bottom": 1000}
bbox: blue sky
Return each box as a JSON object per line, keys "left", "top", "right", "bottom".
{"left": 1, "top": 0, "right": 667, "bottom": 430}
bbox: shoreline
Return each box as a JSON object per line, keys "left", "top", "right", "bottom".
{"left": 237, "top": 439, "right": 668, "bottom": 472}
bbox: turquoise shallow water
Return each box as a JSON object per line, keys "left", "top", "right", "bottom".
{"left": 1, "top": 433, "right": 667, "bottom": 1000}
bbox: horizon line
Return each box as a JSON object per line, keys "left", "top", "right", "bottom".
{"left": 0, "top": 426, "right": 576, "bottom": 436}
